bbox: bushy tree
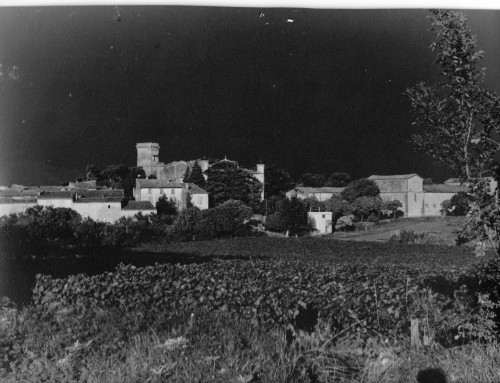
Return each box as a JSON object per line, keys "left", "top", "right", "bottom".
{"left": 265, "top": 164, "right": 295, "bottom": 198}
{"left": 340, "top": 178, "right": 380, "bottom": 203}
{"left": 326, "top": 172, "right": 352, "bottom": 187}
{"left": 384, "top": 199, "right": 403, "bottom": 220}
{"left": 189, "top": 162, "right": 206, "bottom": 188}
{"left": 195, "top": 200, "right": 253, "bottom": 238}
{"left": 23, "top": 205, "right": 82, "bottom": 241}
{"left": 352, "top": 196, "right": 383, "bottom": 221}
{"left": 204, "top": 161, "right": 262, "bottom": 207}
{"left": 324, "top": 195, "right": 353, "bottom": 224}
{"left": 300, "top": 173, "right": 325, "bottom": 187}
{"left": 405, "top": 10, "right": 500, "bottom": 254}
{"left": 268, "top": 197, "right": 309, "bottom": 235}
{"left": 171, "top": 207, "right": 203, "bottom": 238}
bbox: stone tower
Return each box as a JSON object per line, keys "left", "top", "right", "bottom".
{"left": 136, "top": 142, "right": 160, "bottom": 177}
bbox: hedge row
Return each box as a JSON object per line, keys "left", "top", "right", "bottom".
{"left": 33, "top": 258, "right": 500, "bottom": 344}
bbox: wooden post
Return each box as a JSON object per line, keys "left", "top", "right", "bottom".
{"left": 411, "top": 319, "right": 422, "bottom": 349}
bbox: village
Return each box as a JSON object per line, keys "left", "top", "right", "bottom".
{"left": 0, "top": 141, "right": 489, "bottom": 235}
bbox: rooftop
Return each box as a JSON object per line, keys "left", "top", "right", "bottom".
{"left": 188, "top": 183, "right": 208, "bottom": 194}
{"left": 75, "top": 189, "right": 124, "bottom": 199}
{"left": 122, "top": 200, "right": 156, "bottom": 210}
{"left": 37, "top": 191, "right": 75, "bottom": 199}
{"left": 423, "top": 184, "right": 468, "bottom": 193}
{"left": 368, "top": 174, "right": 421, "bottom": 180}
{"left": 136, "top": 179, "right": 184, "bottom": 188}
{"left": 295, "top": 186, "right": 345, "bottom": 194}
{"left": 73, "top": 197, "right": 123, "bottom": 203}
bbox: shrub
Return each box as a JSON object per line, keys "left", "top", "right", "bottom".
{"left": 171, "top": 208, "right": 203, "bottom": 240}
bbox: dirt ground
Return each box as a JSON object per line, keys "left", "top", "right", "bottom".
{"left": 332, "top": 216, "right": 466, "bottom": 244}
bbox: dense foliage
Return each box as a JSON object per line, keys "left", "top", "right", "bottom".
{"left": 326, "top": 172, "right": 352, "bottom": 187}
{"left": 340, "top": 179, "right": 380, "bottom": 203}
{"left": 156, "top": 195, "right": 178, "bottom": 216}
{"left": 81, "top": 164, "right": 146, "bottom": 199}
{"left": 264, "top": 164, "right": 295, "bottom": 198}
{"left": 264, "top": 197, "right": 309, "bottom": 235}
{"left": 186, "top": 162, "right": 206, "bottom": 188}
{"left": 299, "top": 173, "right": 325, "bottom": 187}
{"left": 449, "top": 192, "right": 471, "bottom": 216}
{"left": 204, "top": 160, "right": 262, "bottom": 208}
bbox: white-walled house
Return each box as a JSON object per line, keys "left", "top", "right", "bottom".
{"left": 307, "top": 211, "right": 333, "bottom": 234}
{"left": 134, "top": 179, "right": 209, "bottom": 210}
{"left": 0, "top": 197, "right": 37, "bottom": 216}
{"left": 37, "top": 191, "right": 75, "bottom": 209}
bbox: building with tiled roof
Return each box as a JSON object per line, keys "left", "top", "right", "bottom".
{"left": 120, "top": 200, "right": 157, "bottom": 218}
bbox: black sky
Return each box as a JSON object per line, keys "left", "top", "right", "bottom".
{"left": 0, "top": 6, "right": 499, "bottom": 184}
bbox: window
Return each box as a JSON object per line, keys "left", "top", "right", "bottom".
{"left": 322, "top": 214, "right": 325, "bottom": 218}
{"left": 108, "top": 205, "right": 110, "bottom": 209}
{"left": 148, "top": 189, "right": 152, "bottom": 195}
{"left": 198, "top": 197, "right": 202, "bottom": 205}
{"left": 171, "top": 189, "right": 175, "bottom": 195}
{"left": 160, "top": 188, "right": 164, "bottom": 194}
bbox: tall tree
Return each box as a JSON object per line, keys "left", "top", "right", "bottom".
{"left": 406, "top": 10, "right": 500, "bottom": 254}
{"left": 182, "top": 166, "right": 191, "bottom": 183}
{"left": 326, "top": 172, "right": 352, "bottom": 187}
{"left": 204, "top": 160, "right": 262, "bottom": 207}
{"left": 300, "top": 173, "right": 326, "bottom": 187}
{"left": 189, "top": 162, "right": 206, "bottom": 188}
{"left": 265, "top": 164, "right": 295, "bottom": 198}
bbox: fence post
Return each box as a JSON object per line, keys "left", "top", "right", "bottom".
{"left": 411, "top": 318, "right": 422, "bottom": 349}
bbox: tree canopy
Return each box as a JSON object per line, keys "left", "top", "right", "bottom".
{"left": 189, "top": 162, "right": 206, "bottom": 189}
{"left": 300, "top": 173, "right": 325, "bottom": 187}
{"left": 340, "top": 178, "right": 380, "bottom": 203}
{"left": 406, "top": 10, "right": 500, "bottom": 254}
{"left": 204, "top": 160, "right": 262, "bottom": 207}
{"left": 326, "top": 172, "right": 352, "bottom": 187}
{"left": 264, "top": 164, "right": 296, "bottom": 198}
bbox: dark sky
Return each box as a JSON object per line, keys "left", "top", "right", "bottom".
{"left": 1, "top": 6, "right": 499, "bottom": 185}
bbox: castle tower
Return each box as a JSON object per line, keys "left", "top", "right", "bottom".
{"left": 255, "top": 163, "right": 265, "bottom": 201}
{"left": 136, "top": 142, "right": 160, "bottom": 177}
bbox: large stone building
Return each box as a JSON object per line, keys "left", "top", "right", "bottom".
{"left": 136, "top": 142, "right": 265, "bottom": 200}
{"left": 368, "top": 174, "right": 468, "bottom": 217}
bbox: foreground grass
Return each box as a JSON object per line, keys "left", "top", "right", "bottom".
{"left": 2, "top": 305, "right": 499, "bottom": 383}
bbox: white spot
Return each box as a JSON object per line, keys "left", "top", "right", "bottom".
{"left": 287, "top": 19, "right": 294, "bottom": 23}
{"left": 69, "top": 93, "right": 73, "bottom": 97}
{"left": 259, "top": 12, "right": 265, "bottom": 18}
